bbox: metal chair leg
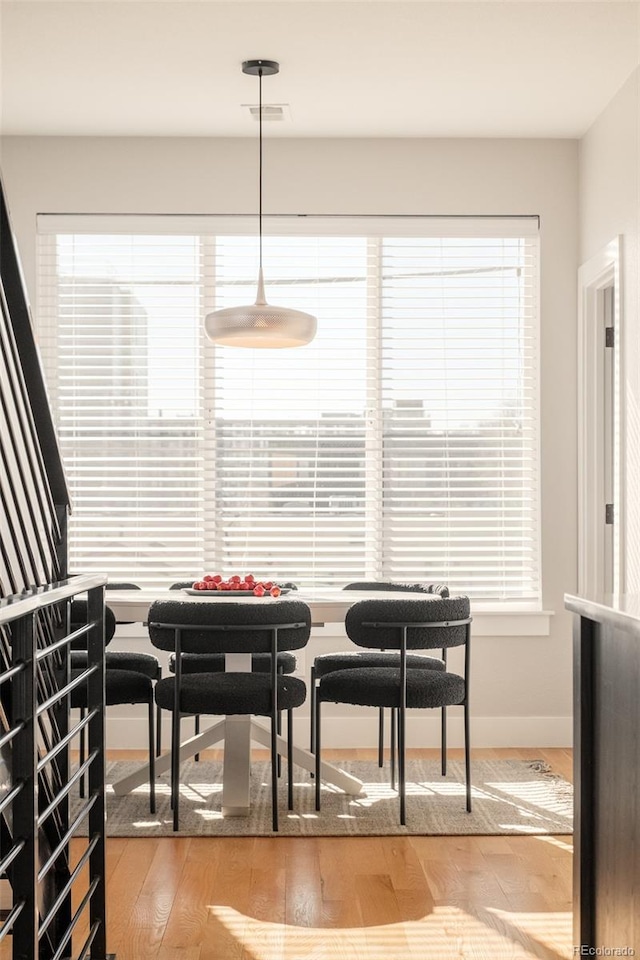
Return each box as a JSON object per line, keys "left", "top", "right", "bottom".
{"left": 271, "top": 710, "right": 279, "bottom": 832}
{"left": 309, "top": 664, "right": 316, "bottom": 765}
{"left": 172, "top": 706, "right": 181, "bottom": 830}
{"left": 441, "top": 706, "right": 447, "bottom": 776}
{"left": 315, "top": 696, "right": 322, "bottom": 811}
{"left": 276, "top": 711, "right": 283, "bottom": 777}
{"left": 441, "top": 648, "right": 448, "bottom": 776}
{"left": 148, "top": 698, "right": 156, "bottom": 814}
{"left": 277, "top": 664, "right": 284, "bottom": 778}
{"left": 156, "top": 704, "right": 162, "bottom": 757}
{"left": 155, "top": 666, "right": 162, "bottom": 757}
{"left": 464, "top": 699, "right": 472, "bottom": 813}
{"left": 390, "top": 708, "right": 396, "bottom": 790}
{"left": 287, "top": 708, "right": 294, "bottom": 810}
{"left": 378, "top": 708, "right": 385, "bottom": 767}
{"left": 399, "top": 701, "right": 406, "bottom": 826}
{"left": 194, "top": 714, "right": 200, "bottom": 762}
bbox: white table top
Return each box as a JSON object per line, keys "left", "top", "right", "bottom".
{"left": 105, "top": 587, "right": 431, "bottom": 626}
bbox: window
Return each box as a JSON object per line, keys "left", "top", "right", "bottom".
{"left": 37, "top": 215, "right": 539, "bottom": 600}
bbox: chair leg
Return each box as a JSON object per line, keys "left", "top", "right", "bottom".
{"left": 271, "top": 711, "right": 279, "bottom": 833}
{"left": 148, "top": 698, "right": 156, "bottom": 814}
{"left": 315, "top": 696, "right": 322, "bottom": 811}
{"left": 172, "top": 706, "right": 181, "bottom": 831}
{"left": 277, "top": 710, "right": 282, "bottom": 778}
{"left": 194, "top": 714, "right": 200, "bottom": 762}
{"left": 390, "top": 708, "right": 396, "bottom": 790}
{"left": 309, "top": 665, "right": 316, "bottom": 766}
{"left": 79, "top": 707, "right": 86, "bottom": 798}
{"left": 287, "top": 708, "right": 294, "bottom": 810}
{"left": 441, "top": 706, "right": 447, "bottom": 776}
{"left": 155, "top": 667, "right": 162, "bottom": 757}
{"left": 277, "top": 664, "right": 284, "bottom": 778}
{"left": 378, "top": 708, "right": 385, "bottom": 768}
{"left": 169, "top": 716, "right": 175, "bottom": 810}
{"left": 156, "top": 704, "right": 162, "bottom": 757}
{"left": 464, "top": 699, "right": 472, "bottom": 813}
{"left": 441, "top": 648, "right": 448, "bottom": 776}
{"left": 399, "top": 702, "right": 406, "bottom": 826}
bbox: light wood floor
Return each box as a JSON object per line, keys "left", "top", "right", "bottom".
{"left": 81, "top": 747, "right": 574, "bottom": 960}
{"left": 2, "top": 747, "right": 573, "bottom": 960}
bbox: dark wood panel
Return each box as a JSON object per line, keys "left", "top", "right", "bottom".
{"left": 569, "top": 597, "right": 640, "bottom": 953}
{"left": 573, "top": 614, "right": 595, "bottom": 947}
{"left": 592, "top": 618, "right": 640, "bottom": 947}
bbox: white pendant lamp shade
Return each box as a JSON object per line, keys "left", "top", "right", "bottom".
{"left": 204, "top": 59, "right": 317, "bottom": 349}
{"left": 204, "top": 269, "right": 317, "bottom": 348}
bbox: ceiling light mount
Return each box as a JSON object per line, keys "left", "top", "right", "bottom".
{"left": 204, "top": 59, "right": 317, "bottom": 348}
{"left": 242, "top": 59, "right": 279, "bottom": 77}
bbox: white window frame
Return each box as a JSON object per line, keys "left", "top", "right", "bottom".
{"left": 36, "top": 212, "right": 552, "bottom": 633}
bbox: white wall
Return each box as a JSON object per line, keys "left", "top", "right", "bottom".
{"left": 579, "top": 71, "right": 640, "bottom": 590}
{"left": 0, "top": 136, "right": 578, "bottom": 747}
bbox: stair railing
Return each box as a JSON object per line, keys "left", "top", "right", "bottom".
{"left": 0, "top": 574, "right": 110, "bottom": 960}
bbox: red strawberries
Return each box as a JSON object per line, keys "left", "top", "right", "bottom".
{"left": 191, "top": 575, "right": 282, "bottom": 597}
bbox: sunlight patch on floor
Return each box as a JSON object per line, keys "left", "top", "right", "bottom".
{"left": 206, "top": 903, "right": 573, "bottom": 959}
{"left": 485, "top": 906, "right": 573, "bottom": 957}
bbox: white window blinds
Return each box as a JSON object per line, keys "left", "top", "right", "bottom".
{"left": 37, "top": 216, "right": 539, "bottom": 600}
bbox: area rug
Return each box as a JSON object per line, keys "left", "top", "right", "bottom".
{"left": 89, "top": 758, "right": 572, "bottom": 837}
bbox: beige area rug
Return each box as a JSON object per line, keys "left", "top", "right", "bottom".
{"left": 89, "top": 758, "right": 572, "bottom": 837}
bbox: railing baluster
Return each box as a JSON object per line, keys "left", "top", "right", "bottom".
{"left": 10, "top": 610, "right": 38, "bottom": 960}
{"left": 87, "top": 583, "right": 108, "bottom": 960}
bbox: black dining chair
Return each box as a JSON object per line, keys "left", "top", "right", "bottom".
{"left": 314, "top": 594, "right": 472, "bottom": 825}
{"left": 72, "top": 582, "right": 164, "bottom": 749}
{"left": 166, "top": 582, "right": 298, "bottom": 768}
{"left": 109, "top": 581, "right": 165, "bottom": 757}
{"left": 310, "top": 582, "right": 451, "bottom": 782}
{"left": 70, "top": 583, "right": 162, "bottom": 682}
{"left": 105, "top": 583, "right": 162, "bottom": 682}
{"left": 69, "top": 595, "right": 157, "bottom": 812}
{"left": 149, "top": 597, "right": 311, "bottom": 831}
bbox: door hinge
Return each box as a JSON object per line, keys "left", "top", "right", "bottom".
{"left": 605, "top": 326, "right": 615, "bottom": 348}
{"left": 605, "top": 503, "right": 614, "bottom": 525}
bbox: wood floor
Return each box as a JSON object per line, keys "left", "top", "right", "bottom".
{"left": 4, "top": 747, "right": 573, "bottom": 960}
{"left": 83, "top": 747, "right": 574, "bottom": 960}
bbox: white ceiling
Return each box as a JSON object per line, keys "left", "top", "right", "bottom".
{"left": 0, "top": 1, "right": 638, "bottom": 138}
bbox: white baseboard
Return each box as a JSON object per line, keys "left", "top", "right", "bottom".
{"left": 102, "top": 711, "right": 572, "bottom": 751}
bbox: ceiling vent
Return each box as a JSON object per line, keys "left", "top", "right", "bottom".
{"left": 243, "top": 103, "right": 290, "bottom": 122}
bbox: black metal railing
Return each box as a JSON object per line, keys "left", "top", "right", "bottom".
{"left": 0, "top": 575, "right": 110, "bottom": 960}
{"left": 0, "top": 164, "right": 108, "bottom": 957}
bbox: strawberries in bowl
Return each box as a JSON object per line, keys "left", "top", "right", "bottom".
{"left": 189, "top": 576, "right": 291, "bottom": 597}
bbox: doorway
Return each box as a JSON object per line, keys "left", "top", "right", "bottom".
{"left": 577, "top": 237, "right": 624, "bottom": 596}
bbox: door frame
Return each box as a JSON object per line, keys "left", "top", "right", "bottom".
{"left": 577, "top": 236, "right": 624, "bottom": 596}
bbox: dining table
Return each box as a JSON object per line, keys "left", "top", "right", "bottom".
{"left": 105, "top": 587, "right": 426, "bottom": 816}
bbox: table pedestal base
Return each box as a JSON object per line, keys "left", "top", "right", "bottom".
{"left": 112, "top": 715, "right": 364, "bottom": 816}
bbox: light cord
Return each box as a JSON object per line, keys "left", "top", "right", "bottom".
{"left": 258, "top": 66, "right": 263, "bottom": 273}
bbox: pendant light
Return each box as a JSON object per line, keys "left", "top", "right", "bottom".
{"left": 204, "top": 59, "right": 317, "bottom": 348}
